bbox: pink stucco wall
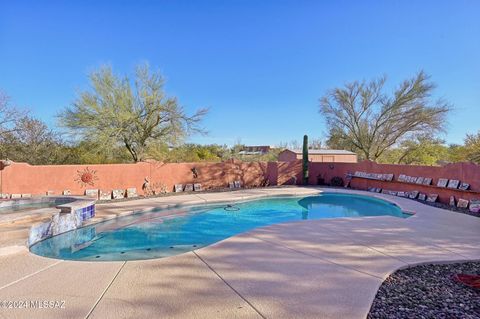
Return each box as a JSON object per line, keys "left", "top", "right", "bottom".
{"left": 0, "top": 160, "right": 303, "bottom": 196}
{"left": 278, "top": 150, "right": 358, "bottom": 163}
{"left": 2, "top": 159, "right": 478, "bottom": 205}
{"left": 309, "top": 160, "right": 480, "bottom": 204}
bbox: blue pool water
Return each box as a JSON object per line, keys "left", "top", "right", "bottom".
{"left": 30, "top": 193, "right": 407, "bottom": 261}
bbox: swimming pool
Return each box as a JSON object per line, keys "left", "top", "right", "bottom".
{"left": 30, "top": 193, "right": 407, "bottom": 261}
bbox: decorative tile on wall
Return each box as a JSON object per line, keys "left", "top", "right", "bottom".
{"left": 99, "top": 190, "right": 111, "bottom": 200}
{"left": 85, "top": 189, "right": 99, "bottom": 199}
{"left": 126, "top": 188, "right": 138, "bottom": 198}
{"left": 75, "top": 204, "right": 95, "bottom": 222}
{"left": 112, "top": 189, "right": 125, "bottom": 199}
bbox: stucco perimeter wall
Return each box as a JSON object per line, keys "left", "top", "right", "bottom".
{"left": 0, "top": 160, "right": 303, "bottom": 196}
{"left": 309, "top": 160, "right": 480, "bottom": 204}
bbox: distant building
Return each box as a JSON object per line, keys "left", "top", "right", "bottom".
{"left": 278, "top": 149, "right": 357, "bottom": 163}
{"left": 238, "top": 146, "right": 271, "bottom": 156}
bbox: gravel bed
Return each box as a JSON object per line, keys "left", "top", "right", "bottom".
{"left": 368, "top": 262, "right": 480, "bottom": 319}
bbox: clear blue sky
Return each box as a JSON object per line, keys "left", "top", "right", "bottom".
{"left": 1, "top": 0, "right": 479, "bottom": 146}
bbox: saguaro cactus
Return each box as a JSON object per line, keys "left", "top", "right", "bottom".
{"left": 302, "top": 135, "right": 309, "bottom": 185}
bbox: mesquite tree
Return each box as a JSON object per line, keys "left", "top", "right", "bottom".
{"left": 59, "top": 64, "right": 208, "bottom": 162}
{"left": 320, "top": 71, "right": 451, "bottom": 161}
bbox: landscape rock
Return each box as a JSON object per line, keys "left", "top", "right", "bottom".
{"left": 368, "top": 262, "right": 480, "bottom": 319}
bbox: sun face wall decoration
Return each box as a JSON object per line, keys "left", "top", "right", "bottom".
{"left": 75, "top": 167, "right": 99, "bottom": 187}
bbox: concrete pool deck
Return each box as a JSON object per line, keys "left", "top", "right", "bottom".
{"left": 0, "top": 186, "right": 479, "bottom": 319}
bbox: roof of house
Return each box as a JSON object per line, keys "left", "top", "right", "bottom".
{"left": 283, "top": 149, "right": 357, "bottom": 155}
{"left": 241, "top": 145, "right": 271, "bottom": 151}
{"left": 238, "top": 145, "right": 271, "bottom": 155}
{"left": 238, "top": 151, "right": 264, "bottom": 155}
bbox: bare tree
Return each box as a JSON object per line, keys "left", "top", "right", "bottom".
{"left": 278, "top": 138, "right": 323, "bottom": 150}
{"left": 1, "top": 116, "right": 70, "bottom": 165}
{"left": 0, "top": 91, "right": 25, "bottom": 138}
{"left": 320, "top": 71, "right": 451, "bottom": 160}
{"left": 289, "top": 140, "right": 301, "bottom": 149}
{"left": 309, "top": 138, "right": 323, "bottom": 149}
